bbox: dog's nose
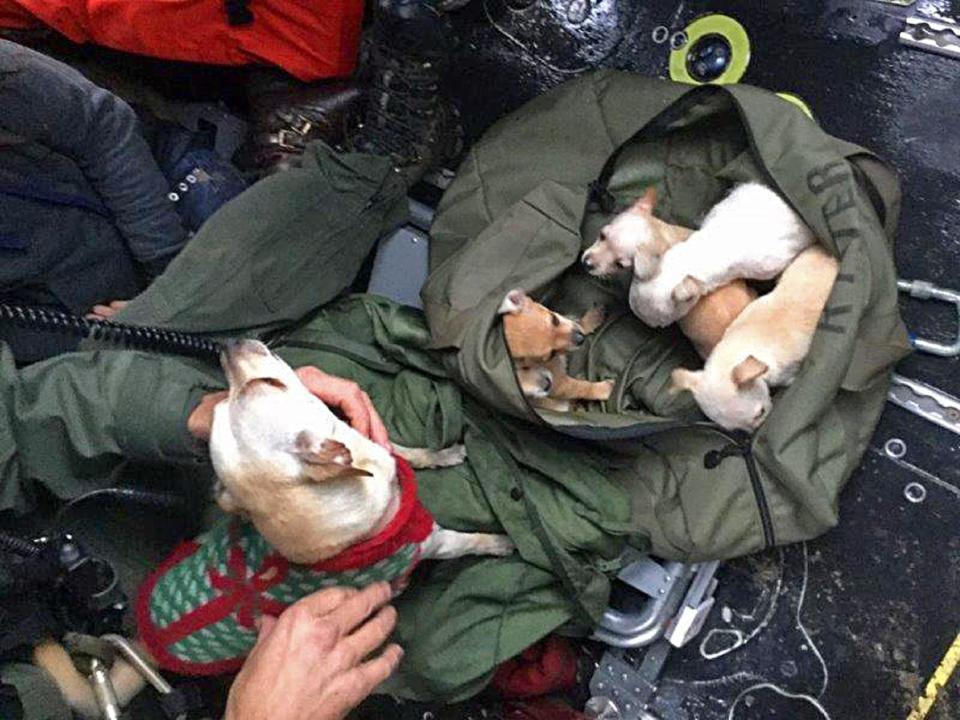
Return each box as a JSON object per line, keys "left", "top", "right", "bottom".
{"left": 581, "top": 255, "right": 594, "bottom": 271}
{"left": 571, "top": 331, "right": 585, "bottom": 346}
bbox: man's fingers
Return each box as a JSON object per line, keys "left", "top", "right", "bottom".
{"left": 336, "top": 606, "right": 398, "bottom": 669}
{"left": 360, "top": 392, "right": 390, "bottom": 448}
{"left": 293, "top": 586, "right": 360, "bottom": 619}
{"left": 337, "top": 389, "right": 372, "bottom": 440}
{"left": 322, "top": 582, "right": 393, "bottom": 638}
{"left": 88, "top": 301, "right": 128, "bottom": 319}
{"left": 253, "top": 614, "right": 278, "bottom": 646}
{"left": 325, "top": 644, "right": 404, "bottom": 713}
{"left": 293, "top": 367, "right": 389, "bottom": 445}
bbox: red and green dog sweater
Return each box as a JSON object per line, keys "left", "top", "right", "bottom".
{"left": 137, "top": 457, "right": 433, "bottom": 675}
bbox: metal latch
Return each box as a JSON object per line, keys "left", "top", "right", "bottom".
{"left": 665, "top": 560, "right": 720, "bottom": 648}
{"left": 898, "top": 279, "right": 960, "bottom": 357}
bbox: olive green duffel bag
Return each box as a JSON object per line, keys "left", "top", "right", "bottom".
{"left": 422, "top": 70, "right": 911, "bottom": 559}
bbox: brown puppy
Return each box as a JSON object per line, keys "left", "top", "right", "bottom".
{"left": 498, "top": 289, "right": 612, "bottom": 412}
{"left": 680, "top": 282, "right": 758, "bottom": 358}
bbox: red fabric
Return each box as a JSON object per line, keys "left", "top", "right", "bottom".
{"left": 0, "top": 0, "right": 364, "bottom": 81}
{"left": 491, "top": 636, "right": 579, "bottom": 699}
{"left": 310, "top": 457, "right": 435, "bottom": 573}
{"left": 503, "top": 699, "right": 589, "bottom": 720}
{"left": 137, "top": 456, "right": 433, "bottom": 676}
{"left": 137, "top": 540, "right": 255, "bottom": 676}
{"left": 0, "top": 0, "right": 33, "bottom": 27}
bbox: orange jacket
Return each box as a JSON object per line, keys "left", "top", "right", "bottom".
{"left": 0, "top": 0, "right": 363, "bottom": 81}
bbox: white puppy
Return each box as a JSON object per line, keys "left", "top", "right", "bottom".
{"left": 629, "top": 183, "right": 815, "bottom": 328}
{"left": 670, "top": 245, "right": 839, "bottom": 431}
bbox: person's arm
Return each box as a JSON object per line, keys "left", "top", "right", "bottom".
{"left": 0, "top": 40, "right": 186, "bottom": 269}
{"left": 0, "top": 346, "right": 389, "bottom": 516}
{"left": 226, "top": 582, "right": 403, "bottom": 720}
{"left": 0, "top": 346, "right": 218, "bottom": 515}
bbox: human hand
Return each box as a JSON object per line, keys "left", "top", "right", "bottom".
{"left": 292, "top": 366, "right": 390, "bottom": 448}
{"left": 85, "top": 300, "right": 130, "bottom": 320}
{"left": 224, "top": 583, "right": 403, "bottom": 720}
{"left": 187, "top": 367, "right": 389, "bottom": 448}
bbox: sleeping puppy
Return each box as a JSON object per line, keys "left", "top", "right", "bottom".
{"left": 498, "top": 289, "right": 612, "bottom": 412}
{"left": 670, "top": 245, "right": 839, "bottom": 431}
{"left": 581, "top": 187, "right": 688, "bottom": 281}
{"left": 629, "top": 183, "right": 815, "bottom": 328}
{"left": 37, "top": 340, "right": 513, "bottom": 716}
{"left": 580, "top": 187, "right": 756, "bottom": 358}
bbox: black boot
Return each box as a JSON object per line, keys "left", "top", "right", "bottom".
{"left": 350, "top": 0, "right": 462, "bottom": 186}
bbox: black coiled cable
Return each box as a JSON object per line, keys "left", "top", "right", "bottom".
{"left": 0, "top": 303, "right": 223, "bottom": 361}
{"left": 0, "top": 530, "right": 40, "bottom": 557}
{"left": 51, "top": 487, "right": 191, "bottom": 530}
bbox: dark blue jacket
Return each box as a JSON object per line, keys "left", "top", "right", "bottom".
{"left": 0, "top": 40, "right": 188, "bottom": 361}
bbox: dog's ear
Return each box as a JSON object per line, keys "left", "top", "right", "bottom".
{"left": 295, "top": 432, "right": 372, "bottom": 482}
{"left": 732, "top": 355, "right": 769, "bottom": 387}
{"left": 669, "top": 368, "right": 701, "bottom": 395}
{"left": 498, "top": 288, "right": 527, "bottom": 315}
{"left": 631, "top": 186, "right": 658, "bottom": 214}
{"left": 672, "top": 275, "right": 706, "bottom": 304}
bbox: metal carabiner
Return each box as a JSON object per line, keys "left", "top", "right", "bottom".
{"left": 898, "top": 279, "right": 960, "bottom": 357}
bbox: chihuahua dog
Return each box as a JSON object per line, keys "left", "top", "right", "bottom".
{"left": 628, "top": 183, "right": 815, "bottom": 328}
{"left": 581, "top": 187, "right": 689, "bottom": 280}
{"left": 38, "top": 340, "right": 513, "bottom": 717}
{"left": 209, "top": 339, "right": 513, "bottom": 563}
{"left": 670, "top": 245, "right": 839, "bottom": 431}
{"left": 581, "top": 187, "right": 756, "bottom": 358}
{"left": 498, "top": 289, "right": 612, "bottom": 412}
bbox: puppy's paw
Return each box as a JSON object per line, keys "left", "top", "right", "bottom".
{"left": 430, "top": 443, "right": 468, "bottom": 468}
{"left": 593, "top": 379, "right": 614, "bottom": 401}
{"left": 480, "top": 534, "right": 516, "bottom": 556}
{"left": 672, "top": 275, "right": 706, "bottom": 304}
{"left": 394, "top": 443, "right": 467, "bottom": 469}
{"left": 580, "top": 305, "right": 607, "bottom": 334}
{"left": 633, "top": 251, "right": 662, "bottom": 282}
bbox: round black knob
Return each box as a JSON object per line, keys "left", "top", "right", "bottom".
{"left": 686, "top": 34, "right": 733, "bottom": 82}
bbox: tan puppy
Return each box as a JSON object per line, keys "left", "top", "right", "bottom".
{"left": 580, "top": 187, "right": 756, "bottom": 358}
{"left": 498, "top": 289, "right": 613, "bottom": 411}
{"left": 670, "top": 245, "right": 839, "bottom": 431}
{"left": 681, "top": 282, "right": 758, "bottom": 359}
{"left": 582, "top": 187, "right": 688, "bottom": 280}
{"left": 210, "top": 339, "right": 513, "bottom": 563}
